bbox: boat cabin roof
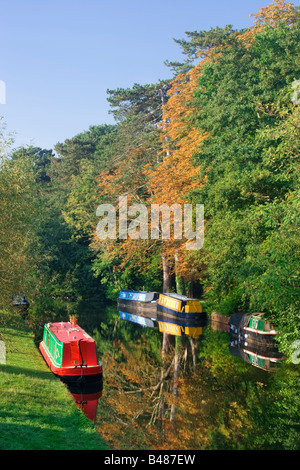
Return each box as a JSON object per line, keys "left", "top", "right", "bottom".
{"left": 45, "top": 322, "right": 93, "bottom": 344}
{"left": 251, "top": 312, "right": 265, "bottom": 319}
{"left": 162, "top": 293, "right": 196, "bottom": 301}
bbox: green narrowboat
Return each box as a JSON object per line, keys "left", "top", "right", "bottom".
{"left": 229, "top": 312, "right": 277, "bottom": 345}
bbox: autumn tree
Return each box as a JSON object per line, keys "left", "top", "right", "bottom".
{"left": 91, "top": 82, "right": 171, "bottom": 297}
{"left": 184, "top": 1, "right": 300, "bottom": 356}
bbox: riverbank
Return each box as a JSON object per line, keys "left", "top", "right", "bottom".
{"left": 0, "top": 311, "right": 108, "bottom": 450}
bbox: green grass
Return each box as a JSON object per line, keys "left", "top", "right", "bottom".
{"left": 0, "top": 312, "right": 108, "bottom": 450}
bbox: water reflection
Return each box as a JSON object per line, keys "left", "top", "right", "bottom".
{"left": 210, "top": 313, "right": 283, "bottom": 371}
{"left": 77, "top": 302, "right": 299, "bottom": 450}
{"left": 66, "top": 381, "right": 103, "bottom": 422}
{"left": 119, "top": 310, "right": 156, "bottom": 329}
{"left": 157, "top": 318, "right": 204, "bottom": 339}
{"left": 229, "top": 339, "right": 283, "bottom": 372}
{"left": 118, "top": 309, "right": 206, "bottom": 339}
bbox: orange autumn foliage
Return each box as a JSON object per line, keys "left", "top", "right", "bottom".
{"left": 92, "top": 1, "right": 299, "bottom": 280}
{"left": 143, "top": 0, "right": 300, "bottom": 279}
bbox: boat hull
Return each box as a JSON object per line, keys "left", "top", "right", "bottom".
{"left": 117, "top": 298, "right": 157, "bottom": 315}
{"left": 157, "top": 303, "right": 206, "bottom": 320}
{"left": 39, "top": 341, "right": 102, "bottom": 385}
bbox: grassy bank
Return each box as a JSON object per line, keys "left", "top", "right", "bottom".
{"left": 0, "top": 312, "right": 108, "bottom": 450}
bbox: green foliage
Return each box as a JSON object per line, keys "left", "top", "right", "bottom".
{"left": 1, "top": 0, "right": 298, "bottom": 368}
{"left": 187, "top": 19, "right": 300, "bottom": 356}
{"left": 165, "top": 25, "right": 238, "bottom": 74}
{"left": 1, "top": 3, "right": 299, "bottom": 451}
{"left": 0, "top": 127, "right": 43, "bottom": 307}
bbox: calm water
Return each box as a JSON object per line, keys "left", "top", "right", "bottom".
{"left": 76, "top": 302, "right": 299, "bottom": 450}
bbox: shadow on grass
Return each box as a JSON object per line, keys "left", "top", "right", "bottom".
{"left": 0, "top": 419, "right": 106, "bottom": 450}
{"left": 0, "top": 364, "right": 56, "bottom": 381}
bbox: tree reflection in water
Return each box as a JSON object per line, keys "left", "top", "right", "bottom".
{"left": 89, "top": 306, "right": 299, "bottom": 451}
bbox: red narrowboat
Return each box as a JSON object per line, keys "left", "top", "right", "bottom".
{"left": 39, "top": 322, "right": 102, "bottom": 386}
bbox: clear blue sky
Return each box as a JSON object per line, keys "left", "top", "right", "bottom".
{"left": 1, "top": 0, "right": 297, "bottom": 151}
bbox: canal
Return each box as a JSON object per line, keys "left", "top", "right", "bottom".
{"left": 73, "top": 302, "right": 299, "bottom": 450}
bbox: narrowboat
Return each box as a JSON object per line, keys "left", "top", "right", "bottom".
{"left": 157, "top": 293, "right": 206, "bottom": 320}
{"left": 12, "top": 295, "right": 29, "bottom": 307}
{"left": 12, "top": 295, "right": 29, "bottom": 319}
{"left": 229, "top": 312, "right": 277, "bottom": 345}
{"left": 119, "top": 310, "right": 157, "bottom": 328}
{"left": 39, "top": 322, "right": 102, "bottom": 386}
{"left": 119, "top": 289, "right": 159, "bottom": 302}
{"left": 117, "top": 289, "right": 159, "bottom": 315}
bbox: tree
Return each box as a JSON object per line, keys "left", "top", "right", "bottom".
{"left": 91, "top": 83, "right": 172, "bottom": 297}
{"left": 0, "top": 121, "right": 42, "bottom": 308}
{"left": 185, "top": 5, "right": 300, "bottom": 356}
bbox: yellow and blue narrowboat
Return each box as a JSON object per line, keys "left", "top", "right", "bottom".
{"left": 157, "top": 293, "right": 206, "bottom": 320}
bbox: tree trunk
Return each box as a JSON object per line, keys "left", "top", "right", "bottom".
{"left": 162, "top": 252, "right": 172, "bottom": 292}
{"left": 175, "top": 250, "right": 185, "bottom": 295}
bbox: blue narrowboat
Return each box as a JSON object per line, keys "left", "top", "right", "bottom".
{"left": 118, "top": 289, "right": 159, "bottom": 302}
{"left": 117, "top": 289, "right": 159, "bottom": 315}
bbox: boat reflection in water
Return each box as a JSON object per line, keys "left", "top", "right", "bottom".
{"left": 119, "top": 304, "right": 207, "bottom": 339}
{"left": 119, "top": 310, "right": 156, "bottom": 329}
{"left": 229, "top": 338, "right": 283, "bottom": 372}
{"left": 209, "top": 313, "right": 284, "bottom": 372}
{"left": 66, "top": 381, "right": 103, "bottom": 422}
{"left": 118, "top": 290, "right": 207, "bottom": 329}
{"left": 157, "top": 317, "right": 205, "bottom": 339}
{"left": 228, "top": 312, "right": 283, "bottom": 371}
